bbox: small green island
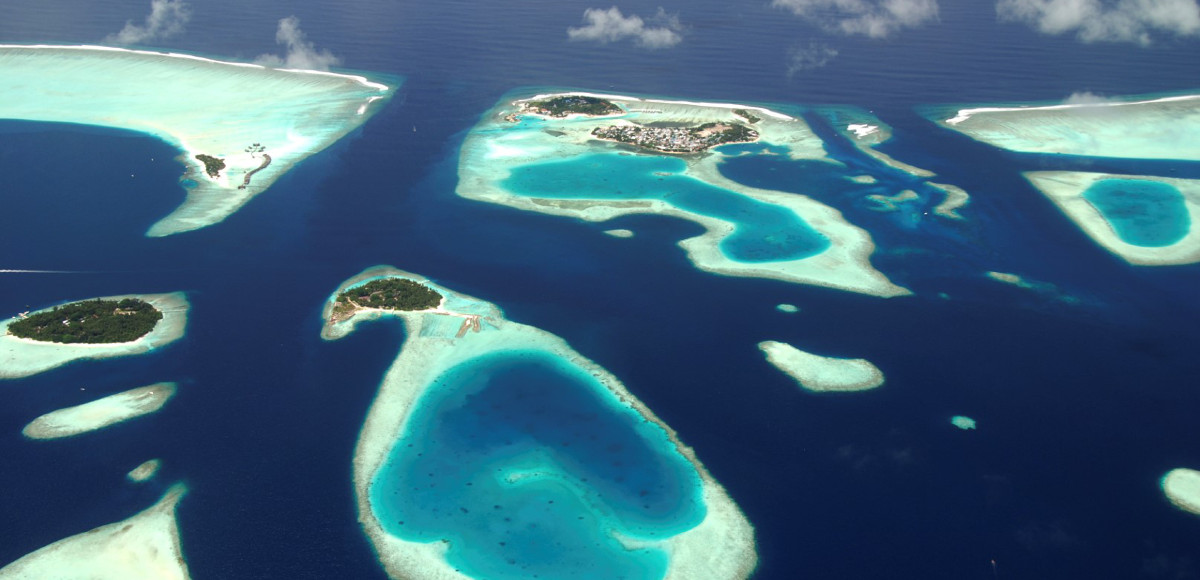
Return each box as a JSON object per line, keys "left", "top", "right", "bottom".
{"left": 194, "top": 154, "right": 226, "bottom": 178}
{"left": 330, "top": 278, "right": 443, "bottom": 323}
{"left": 732, "top": 108, "right": 761, "bottom": 124}
{"left": 522, "top": 95, "right": 623, "bottom": 117}
{"left": 591, "top": 121, "right": 759, "bottom": 154}
{"left": 8, "top": 298, "right": 163, "bottom": 344}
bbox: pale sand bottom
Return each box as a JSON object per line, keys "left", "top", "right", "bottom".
{"left": 324, "top": 266, "right": 757, "bottom": 580}
{"left": 127, "top": 459, "right": 163, "bottom": 483}
{"left": 0, "top": 484, "right": 190, "bottom": 580}
{"left": 758, "top": 341, "right": 884, "bottom": 392}
{"left": 1162, "top": 468, "right": 1200, "bottom": 516}
{"left": 603, "top": 228, "right": 635, "bottom": 238}
{"left": 0, "top": 292, "right": 189, "bottom": 379}
{"left": 1023, "top": 171, "right": 1200, "bottom": 265}
{"left": 23, "top": 382, "right": 177, "bottom": 440}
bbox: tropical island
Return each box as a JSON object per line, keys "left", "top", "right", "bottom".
{"left": 194, "top": 154, "right": 226, "bottom": 179}
{"left": 7, "top": 298, "right": 162, "bottom": 344}
{"left": 591, "top": 121, "right": 759, "bottom": 154}
{"left": 330, "top": 277, "right": 443, "bottom": 323}
{"left": 521, "top": 94, "right": 623, "bottom": 117}
{"left": 0, "top": 293, "right": 188, "bottom": 380}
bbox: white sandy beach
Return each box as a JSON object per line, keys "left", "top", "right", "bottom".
{"left": 0, "top": 484, "right": 190, "bottom": 580}
{"left": 457, "top": 91, "right": 910, "bottom": 298}
{"left": 759, "top": 340, "right": 884, "bottom": 393}
{"left": 324, "top": 266, "right": 757, "bottom": 580}
{"left": 23, "top": 382, "right": 176, "bottom": 440}
{"left": 0, "top": 292, "right": 188, "bottom": 379}
{"left": 0, "top": 45, "right": 394, "bottom": 236}
{"left": 1022, "top": 172, "right": 1200, "bottom": 265}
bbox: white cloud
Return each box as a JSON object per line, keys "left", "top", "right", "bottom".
{"left": 772, "top": 0, "right": 939, "bottom": 38}
{"left": 997, "top": 0, "right": 1200, "bottom": 45}
{"left": 788, "top": 42, "right": 840, "bottom": 75}
{"left": 105, "top": 0, "right": 191, "bottom": 45}
{"left": 1063, "top": 90, "right": 1115, "bottom": 104}
{"left": 568, "top": 7, "right": 684, "bottom": 48}
{"left": 255, "top": 16, "right": 341, "bottom": 71}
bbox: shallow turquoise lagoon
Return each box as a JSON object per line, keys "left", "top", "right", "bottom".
{"left": 370, "top": 349, "right": 706, "bottom": 579}
{"left": 1082, "top": 179, "right": 1190, "bottom": 247}
{"left": 501, "top": 153, "right": 830, "bottom": 262}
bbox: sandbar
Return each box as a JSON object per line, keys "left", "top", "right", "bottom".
{"left": 0, "top": 45, "right": 394, "bottom": 236}
{"left": 324, "top": 266, "right": 757, "bottom": 580}
{"left": 23, "top": 382, "right": 176, "bottom": 440}
{"left": 127, "top": 459, "right": 162, "bottom": 483}
{"left": 930, "top": 93, "right": 1200, "bottom": 161}
{"left": 603, "top": 228, "right": 635, "bottom": 238}
{"left": 775, "top": 303, "right": 800, "bottom": 313}
{"left": 758, "top": 340, "right": 884, "bottom": 392}
{"left": 1022, "top": 172, "right": 1200, "bottom": 265}
{"left": 0, "top": 483, "right": 190, "bottom": 579}
{"left": 1162, "top": 468, "right": 1200, "bottom": 516}
{"left": 0, "top": 292, "right": 188, "bottom": 379}
{"left": 457, "top": 90, "right": 909, "bottom": 298}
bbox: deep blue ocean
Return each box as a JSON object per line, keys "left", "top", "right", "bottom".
{"left": 2, "top": 0, "right": 1199, "bottom": 578}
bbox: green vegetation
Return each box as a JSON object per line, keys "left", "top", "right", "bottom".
{"left": 195, "top": 154, "right": 226, "bottom": 178}
{"left": 8, "top": 298, "right": 162, "bottom": 344}
{"left": 526, "top": 95, "right": 622, "bottom": 117}
{"left": 732, "top": 109, "right": 761, "bottom": 124}
{"left": 332, "top": 278, "right": 442, "bottom": 320}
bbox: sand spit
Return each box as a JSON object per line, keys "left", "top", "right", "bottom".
{"left": 0, "top": 45, "right": 394, "bottom": 236}
{"left": 0, "top": 292, "right": 188, "bottom": 379}
{"left": 758, "top": 341, "right": 883, "bottom": 392}
{"left": 1023, "top": 171, "right": 1200, "bottom": 265}
{"left": 1163, "top": 468, "right": 1200, "bottom": 516}
{"left": 23, "top": 382, "right": 176, "bottom": 440}
{"left": 0, "top": 484, "right": 190, "bottom": 580}
{"left": 457, "top": 90, "right": 909, "bottom": 298}
{"left": 324, "top": 266, "right": 757, "bottom": 580}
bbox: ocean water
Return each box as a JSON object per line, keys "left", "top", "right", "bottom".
{"left": 1082, "top": 179, "right": 1190, "bottom": 247}
{"left": 2, "top": 0, "right": 1200, "bottom": 579}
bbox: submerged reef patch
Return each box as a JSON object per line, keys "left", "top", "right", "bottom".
{"left": 323, "top": 266, "right": 756, "bottom": 580}
{"left": 0, "top": 45, "right": 394, "bottom": 236}
{"left": 22, "top": 382, "right": 177, "bottom": 440}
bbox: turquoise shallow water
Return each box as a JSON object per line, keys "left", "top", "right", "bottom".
{"left": 1082, "top": 179, "right": 1190, "bottom": 247}
{"left": 500, "top": 152, "right": 830, "bottom": 262}
{"left": 369, "top": 348, "right": 706, "bottom": 579}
